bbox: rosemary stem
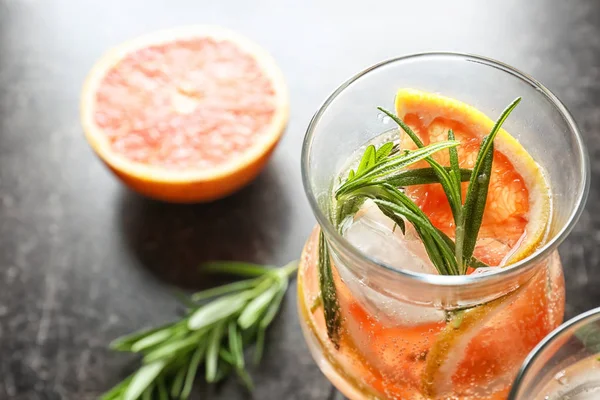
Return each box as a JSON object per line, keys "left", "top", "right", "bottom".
{"left": 454, "top": 212, "right": 465, "bottom": 273}
{"left": 279, "top": 261, "right": 299, "bottom": 277}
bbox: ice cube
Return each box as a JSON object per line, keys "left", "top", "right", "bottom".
{"left": 336, "top": 272, "right": 445, "bottom": 326}
{"left": 344, "top": 200, "right": 438, "bottom": 275}
{"left": 337, "top": 200, "right": 445, "bottom": 326}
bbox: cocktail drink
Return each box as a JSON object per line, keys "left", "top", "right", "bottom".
{"left": 509, "top": 308, "right": 600, "bottom": 400}
{"left": 298, "top": 54, "right": 588, "bottom": 399}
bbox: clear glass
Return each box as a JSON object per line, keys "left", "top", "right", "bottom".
{"left": 298, "top": 53, "right": 589, "bottom": 400}
{"left": 509, "top": 308, "right": 600, "bottom": 400}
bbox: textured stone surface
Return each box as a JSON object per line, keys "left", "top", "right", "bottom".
{"left": 0, "top": 0, "right": 598, "bottom": 399}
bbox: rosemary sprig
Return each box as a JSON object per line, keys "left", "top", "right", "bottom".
{"left": 334, "top": 140, "right": 462, "bottom": 229}
{"left": 378, "top": 97, "right": 521, "bottom": 273}
{"left": 317, "top": 98, "right": 521, "bottom": 344}
{"left": 318, "top": 139, "right": 465, "bottom": 346}
{"left": 101, "top": 261, "right": 297, "bottom": 400}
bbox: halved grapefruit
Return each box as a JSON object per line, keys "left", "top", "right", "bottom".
{"left": 81, "top": 26, "right": 288, "bottom": 203}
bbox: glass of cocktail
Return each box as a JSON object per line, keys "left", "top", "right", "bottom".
{"left": 509, "top": 307, "right": 600, "bottom": 400}
{"left": 298, "top": 53, "right": 589, "bottom": 400}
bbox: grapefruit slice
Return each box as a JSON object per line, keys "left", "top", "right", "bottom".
{"left": 421, "top": 264, "right": 556, "bottom": 399}
{"left": 81, "top": 26, "right": 288, "bottom": 203}
{"left": 395, "top": 88, "right": 551, "bottom": 266}
{"left": 392, "top": 89, "right": 555, "bottom": 398}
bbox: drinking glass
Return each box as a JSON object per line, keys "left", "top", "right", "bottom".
{"left": 509, "top": 307, "right": 600, "bottom": 399}
{"left": 298, "top": 53, "right": 589, "bottom": 399}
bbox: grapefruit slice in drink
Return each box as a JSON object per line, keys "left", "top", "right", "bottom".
{"left": 420, "top": 266, "right": 561, "bottom": 399}
{"left": 392, "top": 89, "right": 557, "bottom": 398}
{"left": 395, "top": 88, "right": 551, "bottom": 266}
{"left": 80, "top": 26, "right": 288, "bottom": 203}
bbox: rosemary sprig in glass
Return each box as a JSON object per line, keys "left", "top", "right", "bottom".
{"left": 317, "top": 98, "right": 521, "bottom": 345}
{"left": 101, "top": 261, "right": 297, "bottom": 400}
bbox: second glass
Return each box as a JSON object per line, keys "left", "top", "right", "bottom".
{"left": 509, "top": 307, "right": 600, "bottom": 399}
{"left": 298, "top": 53, "right": 588, "bottom": 399}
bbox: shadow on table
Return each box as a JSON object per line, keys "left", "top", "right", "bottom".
{"left": 116, "top": 163, "right": 292, "bottom": 291}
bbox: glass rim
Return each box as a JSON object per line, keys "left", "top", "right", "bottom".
{"left": 508, "top": 306, "right": 600, "bottom": 399}
{"left": 301, "top": 51, "right": 590, "bottom": 288}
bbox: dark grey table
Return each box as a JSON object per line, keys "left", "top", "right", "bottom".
{"left": 1, "top": 1, "right": 599, "bottom": 399}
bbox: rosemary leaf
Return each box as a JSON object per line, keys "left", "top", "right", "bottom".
{"left": 375, "top": 141, "right": 395, "bottom": 161}
{"left": 124, "top": 360, "right": 167, "bottom": 400}
{"left": 110, "top": 323, "right": 176, "bottom": 352}
{"left": 143, "top": 331, "right": 204, "bottom": 364}
{"left": 462, "top": 97, "right": 521, "bottom": 271}
{"left": 418, "top": 230, "right": 450, "bottom": 275}
{"left": 202, "top": 262, "right": 274, "bottom": 277}
{"left": 188, "top": 295, "right": 248, "bottom": 331}
{"left": 254, "top": 327, "right": 266, "bottom": 366}
{"left": 180, "top": 343, "right": 206, "bottom": 399}
{"left": 235, "top": 366, "right": 255, "bottom": 391}
{"left": 228, "top": 321, "right": 245, "bottom": 369}
{"left": 170, "top": 364, "right": 187, "bottom": 398}
{"left": 448, "top": 129, "right": 462, "bottom": 204}
{"left": 338, "top": 167, "right": 472, "bottom": 199}
{"left": 191, "top": 278, "right": 261, "bottom": 302}
{"left": 318, "top": 230, "right": 341, "bottom": 347}
{"left": 462, "top": 143, "right": 494, "bottom": 272}
{"left": 469, "top": 257, "right": 489, "bottom": 269}
{"left": 371, "top": 197, "right": 458, "bottom": 275}
{"left": 100, "top": 375, "right": 133, "bottom": 400}
{"left": 375, "top": 202, "right": 406, "bottom": 235}
{"left": 157, "top": 378, "right": 168, "bottom": 400}
{"left": 383, "top": 167, "right": 472, "bottom": 188}
{"left": 356, "top": 144, "right": 376, "bottom": 175}
{"left": 219, "top": 348, "right": 235, "bottom": 365}
{"left": 335, "top": 196, "right": 362, "bottom": 228}
{"left": 238, "top": 283, "right": 280, "bottom": 329}
{"left": 214, "top": 358, "right": 232, "bottom": 383}
{"left": 206, "top": 323, "right": 225, "bottom": 382}
{"left": 130, "top": 329, "right": 174, "bottom": 353}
